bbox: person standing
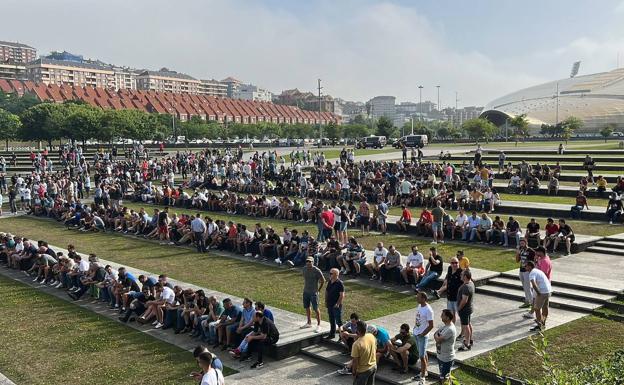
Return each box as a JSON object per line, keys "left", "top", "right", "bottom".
{"left": 351, "top": 320, "right": 377, "bottom": 385}
{"left": 196, "top": 351, "right": 225, "bottom": 385}
{"left": 412, "top": 292, "right": 434, "bottom": 384}
{"left": 434, "top": 257, "right": 463, "bottom": 325}
{"left": 434, "top": 309, "right": 457, "bottom": 383}
{"left": 516, "top": 239, "right": 536, "bottom": 312}
{"left": 457, "top": 269, "right": 475, "bottom": 351}
{"left": 430, "top": 200, "right": 446, "bottom": 244}
{"left": 300, "top": 256, "right": 326, "bottom": 333}
{"left": 191, "top": 214, "right": 207, "bottom": 252}
{"left": 325, "top": 268, "right": 345, "bottom": 340}
{"left": 527, "top": 261, "right": 552, "bottom": 331}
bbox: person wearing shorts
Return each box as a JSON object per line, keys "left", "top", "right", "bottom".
{"left": 301, "top": 257, "right": 325, "bottom": 333}
{"left": 457, "top": 269, "right": 475, "bottom": 352}
{"left": 527, "top": 260, "right": 552, "bottom": 331}
{"left": 434, "top": 309, "right": 457, "bottom": 382}
{"left": 412, "top": 292, "right": 434, "bottom": 383}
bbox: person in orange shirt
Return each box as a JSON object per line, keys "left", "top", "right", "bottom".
{"left": 415, "top": 208, "right": 432, "bottom": 235}
{"left": 395, "top": 205, "right": 412, "bottom": 232}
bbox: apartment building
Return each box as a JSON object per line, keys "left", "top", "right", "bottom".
{"left": 0, "top": 40, "right": 37, "bottom": 64}
{"left": 136, "top": 69, "right": 201, "bottom": 94}
{"left": 233, "top": 83, "right": 272, "bottom": 102}
{"left": 199, "top": 79, "right": 228, "bottom": 97}
{"left": 26, "top": 58, "right": 116, "bottom": 88}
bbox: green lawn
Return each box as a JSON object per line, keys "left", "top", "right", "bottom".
{"left": 286, "top": 148, "right": 400, "bottom": 161}
{"left": 0, "top": 215, "right": 416, "bottom": 320}
{"left": 465, "top": 315, "right": 624, "bottom": 382}
{"left": 0, "top": 274, "right": 200, "bottom": 385}
{"left": 498, "top": 192, "right": 609, "bottom": 207}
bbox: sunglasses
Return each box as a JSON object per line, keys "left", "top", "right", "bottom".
{"left": 450, "top": 262, "right": 459, "bottom": 265}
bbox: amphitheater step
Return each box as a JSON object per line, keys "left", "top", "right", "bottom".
{"left": 586, "top": 246, "right": 624, "bottom": 257}
{"left": 301, "top": 343, "right": 441, "bottom": 385}
{"left": 487, "top": 277, "right": 614, "bottom": 304}
{"left": 476, "top": 284, "right": 600, "bottom": 313}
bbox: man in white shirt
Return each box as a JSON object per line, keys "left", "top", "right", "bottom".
{"left": 412, "top": 292, "right": 434, "bottom": 384}
{"left": 191, "top": 215, "right": 208, "bottom": 252}
{"left": 365, "top": 242, "right": 387, "bottom": 280}
{"left": 527, "top": 261, "right": 552, "bottom": 332}
{"left": 402, "top": 245, "right": 425, "bottom": 285}
{"left": 453, "top": 210, "right": 468, "bottom": 241}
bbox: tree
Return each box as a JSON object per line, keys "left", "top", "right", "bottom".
{"left": 20, "top": 102, "right": 66, "bottom": 149}
{"left": 0, "top": 90, "right": 41, "bottom": 115}
{"left": 324, "top": 121, "right": 342, "bottom": 139}
{"left": 182, "top": 116, "right": 214, "bottom": 141}
{"left": 64, "top": 104, "right": 103, "bottom": 146}
{"left": 0, "top": 108, "right": 22, "bottom": 150}
{"left": 540, "top": 124, "right": 557, "bottom": 137}
{"left": 375, "top": 116, "right": 397, "bottom": 138}
{"left": 560, "top": 116, "right": 583, "bottom": 143}
{"left": 508, "top": 114, "right": 530, "bottom": 141}
{"left": 462, "top": 118, "right": 498, "bottom": 141}
{"left": 342, "top": 123, "right": 370, "bottom": 139}
{"left": 600, "top": 124, "right": 615, "bottom": 142}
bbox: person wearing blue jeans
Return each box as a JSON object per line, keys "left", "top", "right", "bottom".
{"left": 416, "top": 247, "right": 444, "bottom": 292}
{"left": 324, "top": 268, "right": 344, "bottom": 339}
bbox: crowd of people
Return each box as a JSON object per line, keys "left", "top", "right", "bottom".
{"left": 0, "top": 143, "right": 605, "bottom": 384}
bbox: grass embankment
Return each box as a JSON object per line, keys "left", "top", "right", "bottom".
{"left": 465, "top": 315, "right": 624, "bottom": 382}
{"left": 0, "top": 216, "right": 416, "bottom": 320}
{"left": 0, "top": 274, "right": 201, "bottom": 385}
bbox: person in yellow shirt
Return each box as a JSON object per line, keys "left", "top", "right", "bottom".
{"left": 456, "top": 250, "right": 470, "bottom": 270}
{"left": 351, "top": 321, "right": 377, "bottom": 384}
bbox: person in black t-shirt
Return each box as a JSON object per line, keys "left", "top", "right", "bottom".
{"left": 553, "top": 219, "right": 575, "bottom": 255}
{"left": 416, "top": 247, "right": 443, "bottom": 292}
{"left": 524, "top": 218, "right": 541, "bottom": 247}
{"left": 434, "top": 257, "right": 463, "bottom": 323}
{"left": 606, "top": 194, "right": 623, "bottom": 224}
{"left": 241, "top": 311, "right": 279, "bottom": 368}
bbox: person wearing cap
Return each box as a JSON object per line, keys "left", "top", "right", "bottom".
{"left": 300, "top": 255, "right": 325, "bottom": 333}
{"left": 389, "top": 323, "right": 417, "bottom": 374}
{"left": 412, "top": 292, "right": 434, "bottom": 384}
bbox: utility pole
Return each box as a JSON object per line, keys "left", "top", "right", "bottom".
{"left": 172, "top": 113, "right": 176, "bottom": 142}
{"left": 555, "top": 82, "right": 559, "bottom": 126}
{"left": 436, "top": 85, "right": 440, "bottom": 116}
{"left": 455, "top": 91, "right": 460, "bottom": 128}
{"left": 418, "top": 85, "right": 424, "bottom": 122}
{"left": 317, "top": 78, "right": 323, "bottom": 148}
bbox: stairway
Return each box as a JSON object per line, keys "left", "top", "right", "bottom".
{"left": 301, "top": 340, "right": 444, "bottom": 385}
{"left": 587, "top": 236, "right": 624, "bottom": 257}
{"left": 476, "top": 273, "right": 617, "bottom": 313}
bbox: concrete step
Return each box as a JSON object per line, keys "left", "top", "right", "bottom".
{"left": 301, "top": 344, "right": 440, "bottom": 385}
{"left": 487, "top": 277, "right": 614, "bottom": 304}
{"left": 604, "top": 235, "right": 624, "bottom": 243}
{"left": 499, "top": 272, "right": 622, "bottom": 296}
{"left": 595, "top": 240, "right": 624, "bottom": 249}
{"left": 476, "top": 284, "right": 600, "bottom": 313}
{"left": 586, "top": 246, "right": 624, "bottom": 257}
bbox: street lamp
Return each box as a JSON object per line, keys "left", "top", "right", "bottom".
{"left": 418, "top": 85, "right": 424, "bottom": 122}
{"left": 436, "top": 85, "right": 440, "bottom": 115}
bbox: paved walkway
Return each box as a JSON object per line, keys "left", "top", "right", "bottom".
{"left": 504, "top": 249, "right": 624, "bottom": 294}
{"left": 368, "top": 290, "right": 587, "bottom": 362}
{"left": 0, "top": 373, "right": 15, "bottom": 385}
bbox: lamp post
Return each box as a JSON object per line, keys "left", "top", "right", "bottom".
{"left": 318, "top": 78, "right": 323, "bottom": 148}
{"left": 436, "top": 85, "right": 440, "bottom": 115}
{"left": 418, "top": 85, "right": 424, "bottom": 122}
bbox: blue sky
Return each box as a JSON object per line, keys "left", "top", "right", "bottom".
{"left": 3, "top": 0, "right": 624, "bottom": 106}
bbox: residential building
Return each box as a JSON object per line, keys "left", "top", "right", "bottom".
{"left": 199, "top": 79, "right": 228, "bottom": 97}
{"left": 113, "top": 66, "right": 138, "bottom": 90}
{"left": 0, "top": 40, "right": 37, "bottom": 64}
{"left": 26, "top": 58, "right": 116, "bottom": 88}
{"left": 0, "top": 63, "right": 26, "bottom": 80}
{"left": 232, "top": 83, "right": 272, "bottom": 102}
{"left": 368, "top": 96, "right": 396, "bottom": 121}
{"left": 44, "top": 51, "right": 83, "bottom": 62}
{"left": 221, "top": 77, "right": 243, "bottom": 98}
{"left": 444, "top": 106, "right": 483, "bottom": 126}
{"left": 136, "top": 68, "right": 201, "bottom": 94}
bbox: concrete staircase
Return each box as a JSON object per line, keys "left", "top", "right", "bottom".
{"left": 476, "top": 272, "right": 618, "bottom": 313}
{"left": 301, "top": 340, "right": 444, "bottom": 385}
{"left": 587, "top": 236, "right": 624, "bottom": 257}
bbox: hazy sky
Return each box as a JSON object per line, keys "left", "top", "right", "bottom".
{"left": 3, "top": 0, "right": 624, "bottom": 106}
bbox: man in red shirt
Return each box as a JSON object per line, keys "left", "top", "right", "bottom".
{"left": 395, "top": 205, "right": 413, "bottom": 232}
{"left": 320, "top": 205, "right": 335, "bottom": 241}
{"left": 542, "top": 218, "right": 559, "bottom": 252}
{"left": 415, "top": 208, "right": 433, "bottom": 236}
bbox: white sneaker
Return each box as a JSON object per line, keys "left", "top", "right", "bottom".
{"left": 314, "top": 325, "right": 322, "bottom": 333}
{"left": 286, "top": 260, "right": 294, "bottom": 267}
{"left": 430, "top": 240, "right": 437, "bottom": 244}
{"left": 274, "top": 258, "right": 282, "bottom": 264}
{"left": 339, "top": 268, "right": 346, "bottom": 274}
{"left": 152, "top": 320, "right": 159, "bottom": 326}
{"left": 522, "top": 312, "right": 534, "bottom": 319}
{"left": 244, "top": 253, "right": 252, "bottom": 257}
{"left": 154, "top": 322, "right": 163, "bottom": 329}
{"left": 32, "top": 277, "right": 39, "bottom": 282}
{"left": 55, "top": 282, "right": 63, "bottom": 288}
{"left": 299, "top": 323, "right": 312, "bottom": 329}
{"left": 254, "top": 254, "right": 260, "bottom": 259}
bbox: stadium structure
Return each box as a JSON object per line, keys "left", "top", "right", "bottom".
{"left": 480, "top": 67, "right": 624, "bottom": 133}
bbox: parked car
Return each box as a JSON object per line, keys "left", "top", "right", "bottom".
{"left": 393, "top": 134, "right": 428, "bottom": 148}
{"left": 356, "top": 135, "right": 387, "bottom": 149}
